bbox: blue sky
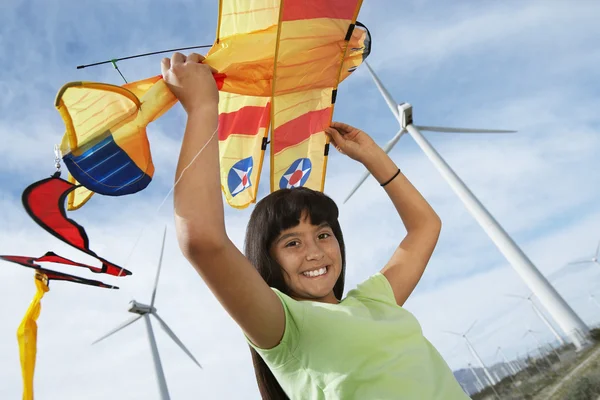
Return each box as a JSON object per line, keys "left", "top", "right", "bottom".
{"left": 1, "top": 0, "right": 600, "bottom": 398}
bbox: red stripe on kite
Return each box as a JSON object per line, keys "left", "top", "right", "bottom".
{"left": 218, "top": 103, "right": 271, "bottom": 141}
{"left": 281, "top": 0, "right": 360, "bottom": 21}
{"left": 272, "top": 107, "right": 332, "bottom": 153}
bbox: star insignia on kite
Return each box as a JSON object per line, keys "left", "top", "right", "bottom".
{"left": 279, "top": 158, "right": 312, "bottom": 189}
{"left": 227, "top": 157, "right": 253, "bottom": 197}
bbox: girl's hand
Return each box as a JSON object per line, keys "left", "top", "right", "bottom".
{"left": 161, "top": 52, "right": 219, "bottom": 114}
{"left": 325, "top": 122, "right": 378, "bottom": 163}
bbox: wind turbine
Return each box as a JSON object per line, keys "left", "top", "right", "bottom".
{"left": 467, "top": 363, "right": 486, "bottom": 394}
{"left": 567, "top": 240, "right": 600, "bottom": 267}
{"left": 506, "top": 293, "right": 565, "bottom": 346}
{"left": 496, "top": 346, "right": 518, "bottom": 376}
{"left": 92, "top": 227, "right": 202, "bottom": 400}
{"left": 494, "top": 347, "right": 526, "bottom": 398}
{"left": 348, "top": 61, "right": 590, "bottom": 349}
{"left": 522, "top": 328, "right": 560, "bottom": 371}
{"left": 547, "top": 241, "right": 600, "bottom": 282}
{"left": 444, "top": 321, "right": 498, "bottom": 389}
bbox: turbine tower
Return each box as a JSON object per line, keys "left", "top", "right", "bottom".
{"left": 348, "top": 62, "right": 590, "bottom": 349}
{"left": 92, "top": 227, "right": 201, "bottom": 400}
{"left": 467, "top": 363, "right": 486, "bottom": 394}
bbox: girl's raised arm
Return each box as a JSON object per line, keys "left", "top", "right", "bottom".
{"left": 327, "top": 123, "right": 442, "bottom": 306}
{"left": 164, "top": 53, "right": 285, "bottom": 349}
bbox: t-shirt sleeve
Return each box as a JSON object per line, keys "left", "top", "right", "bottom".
{"left": 346, "top": 272, "right": 398, "bottom": 306}
{"left": 245, "top": 288, "right": 305, "bottom": 368}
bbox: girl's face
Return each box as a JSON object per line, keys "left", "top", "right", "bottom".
{"left": 270, "top": 213, "right": 342, "bottom": 304}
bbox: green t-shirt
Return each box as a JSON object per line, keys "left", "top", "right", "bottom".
{"left": 248, "top": 273, "right": 470, "bottom": 399}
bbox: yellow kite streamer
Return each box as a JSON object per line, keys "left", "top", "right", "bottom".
{"left": 17, "top": 273, "right": 49, "bottom": 400}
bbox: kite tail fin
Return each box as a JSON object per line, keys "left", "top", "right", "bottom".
{"left": 17, "top": 273, "right": 49, "bottom": 400}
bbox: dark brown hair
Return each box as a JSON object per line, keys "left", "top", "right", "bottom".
{"left": 244, "top": 187, "right": 346, "bottom": 399}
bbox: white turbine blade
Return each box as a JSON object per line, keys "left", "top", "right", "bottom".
{"left": 414, "top": 125, "right": 516, "bottom": 134}
{"left": 152, "top": 313, "right": 202, "bottom": 369}
{"left": 546, "top": 264, "right": 583, "bottom": 282}
{"left": 381, "top": 129, "right": 406, "bottom": 154}
{"left": 567, "top": 259, "right": 592, "bottom": 266}
{"left": 442, "top": 330, "right": 463, "bottom": 337}
{"left": 150, "top": 226, "right": 168, "bottom": 308}
{"left": 343, "top": 129, "right": 405, "bottom": 204}
{"left": 464, "top": 320, "right": 478, "bottom": 336}
{"left": 595, "top": 241, "right": 600, "bottom": 258}
{"left": 364, "top": 62, "right": 400, "bottom": 119}
{"left": 92, "top": 315, "right": 142, "bottom": 345}
{"left": 504, "top": 293, "right": 526, "bottom": 300}
{"left": 343, "top": 168, "right": 373, "bottom": 204}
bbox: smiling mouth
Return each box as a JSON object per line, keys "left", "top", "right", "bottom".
{"left": 302, "top": 266, "right": 329, "bottom": 278}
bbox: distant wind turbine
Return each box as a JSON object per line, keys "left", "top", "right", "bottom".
{"left": 567, "top": 240, "right": 600, "bottom": 267}
{"left": 92, "top": 227, "right": 201, "bottom": 400}
{"left": 349, "top": 61, "right": 590, "bottom": 350}
{"left": 444, "top": 321, "right": 498, "bottom": 390}
{"left": 467, "top": 363, "right": 486, "bottom": 395}
{"left": 496, "top": 346, "right": 518, "bottom": 376}
{"left": 547, "top": 240, "right": 600, "bottom": 282}
{"left": 506, "top": 293, "right": 565, "bottom": 346}
{"left": 521, "top": 330, "right": 549, "bottom": 377}
{"left": 494, "top": 346, "right": 526, "bottom": 397}
{"left": 522, "top": 328, "right": 560, "bottom": 369}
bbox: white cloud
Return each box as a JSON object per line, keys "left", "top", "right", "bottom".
{"left": 361, "top": 1, "right": 600, "bottom": 76}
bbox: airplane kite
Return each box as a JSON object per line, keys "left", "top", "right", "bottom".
{"left": 55, "top": 0, "right": 371, "bottom": 210}
{"left": 0, "top": 173, "right": 130, "bottom": 400}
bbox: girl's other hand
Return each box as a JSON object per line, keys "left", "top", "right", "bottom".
{"left": 325, "top": 122, "right": 378, "bottom": 163}
{"left": 161, "top": 52, "right": 219, "bottom": 114}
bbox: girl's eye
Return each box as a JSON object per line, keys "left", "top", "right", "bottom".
{"left": 285, "top": 240, "right": 300, "bottom": 248}
{"left": 319, "top": 232, "right": 331, "bottom": 240}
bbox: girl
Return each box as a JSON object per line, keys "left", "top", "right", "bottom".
{"left": 163, "top": 52, "right": 469, "bottom": 399}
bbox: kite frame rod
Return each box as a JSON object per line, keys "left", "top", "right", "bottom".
{"left": 76, "top": 44, "right": 213, "bottom": 69}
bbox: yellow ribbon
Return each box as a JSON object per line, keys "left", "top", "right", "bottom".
{"left": 17, "top": 273, "right": 49, "bottom": 400}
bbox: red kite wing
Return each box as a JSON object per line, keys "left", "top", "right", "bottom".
{"left": 21, "top": 173, "right": 131, "bottom": 277}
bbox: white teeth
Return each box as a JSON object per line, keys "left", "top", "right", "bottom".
{"left": 303, "top": 267, "right": 327, "bottom": 277}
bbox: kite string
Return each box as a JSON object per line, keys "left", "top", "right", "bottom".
{"left": 155, "top": 125, "right": 219, "bottom": 211}
{"left": 116, "top": 125, "right": 219, "bottom": 277}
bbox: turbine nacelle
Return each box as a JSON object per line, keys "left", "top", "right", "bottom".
{"left": 128, "top": 300, "right": 155, "bottom": 315}
{"left": 397, "top": 102, "right": 413, "bottom": 129}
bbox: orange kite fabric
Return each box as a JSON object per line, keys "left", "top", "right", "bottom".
{"left": 55, "top": 0, "right": 370, "bottom": 210}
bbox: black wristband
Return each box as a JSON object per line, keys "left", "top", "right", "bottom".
{"left": 380, "top": 168, "right": 401, "bottom": 187}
